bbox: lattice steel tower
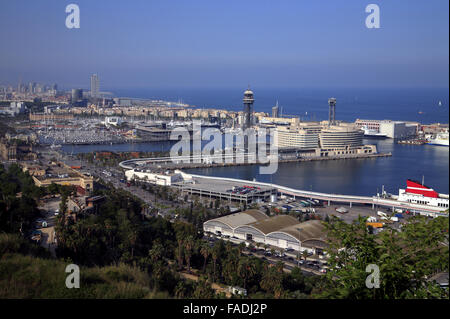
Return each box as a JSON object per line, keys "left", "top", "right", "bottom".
{"left": 242, "top": 87, "right": 254, "bottom": 130}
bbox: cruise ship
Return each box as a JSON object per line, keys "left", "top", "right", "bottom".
{"left": 397, "top": 179, "right": 449, "bottom": 209}
{"left": 361, "top": 125, "right": 387, "bottom": 138}
{"left": 426, "top": 132, "right": 449, "bottom": 147}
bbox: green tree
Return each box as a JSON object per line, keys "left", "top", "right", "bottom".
{"left": 200, "top": 243, "right": 211, "bottom": 272}
{"left": 184, "top": 235, "right": 195, "bottom": 273}
{"left": 237, "top": 258, "right": 257, "bottom": 290}
{"left": 260, "top": 262, "right": 284, "bottom": 298}
{"left": 318, "top": 216, "right": 449, "bottom": 299}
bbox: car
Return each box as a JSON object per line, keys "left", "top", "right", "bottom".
{"left": 319, "top": 268, "right": 327, "bottom": 273}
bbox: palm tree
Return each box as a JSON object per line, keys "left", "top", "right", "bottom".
{"left": 175, "top": 240, "right": 184, "bottom": 269}
{"left": 211, "top": 244, "right": 220, "bottom": 282}
{"left": 174, "top": 281, "right": 187, "bottom": 299}
{"left": 260, "top": 263, "right": 284, "bottom": 298}
{"left": 200, "top": 243, "right": 210, "bottom": 272}
{"left": 263, "top": 244, "right": 269, "bottom": 252}
{"left": 128, "top": 230, "right": 138, "bottom": 258}
{"left": 149, "top": 241, "right": 164, "bottom": 263}
{"left": 238, "top": 242, "right": 246, "bottom": 255}
{"left": 237, "top": 258, "right": 257, "bottom": 290}
{"left": 302, "top": 250, "right": 309, "bottom": 262}
{"left": 184, "top": 235, "right": 195, "bottom": 273}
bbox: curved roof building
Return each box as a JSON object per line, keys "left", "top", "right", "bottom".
{"left": 203, "top": 209, "right": 268, "bottom": 231}
{"left": 203, "top": 210, "right": 327, "bottom": 253}
{"left": 319, "top": 125, "right": 364, "bottom": 148}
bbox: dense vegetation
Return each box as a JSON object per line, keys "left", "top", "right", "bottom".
{"left": 318, "top": 216, "right": 449, "bottom": 299}
{"left": 0, "top": 162, "right": 448, "bottom": 299}
{"left": 0, "top": 164, "right": 42, "bottom": 234}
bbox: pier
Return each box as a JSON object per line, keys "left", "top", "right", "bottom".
{"left": 119, "top": 151, "right": 445, "bottom": 216}
{"left": 119, "top": 152, "right": 392, "bottom": 170}
{"left": 175, "top": 173, "right": 447, "bottom": 215}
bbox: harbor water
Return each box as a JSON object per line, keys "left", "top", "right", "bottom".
{"left": 62, "top": 138, "right": 449, "bottom": 196}
{"left": 62, "top": 87, "right": 449, "bottom": 196}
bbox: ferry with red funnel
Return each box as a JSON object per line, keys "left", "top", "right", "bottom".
{"left": 397, "top": 179, "right": 449, "bottom": 210}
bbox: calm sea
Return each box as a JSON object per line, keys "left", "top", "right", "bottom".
{"left": 111, "top": 87, "right": 449, "bottom": 124}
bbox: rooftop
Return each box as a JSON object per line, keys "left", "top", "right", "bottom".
{"left": 248, "top": 215, "right": 299, "bottom": 235}
{"left": 207, "top": 210, "right": 268, "bottom": 229}
{"left": 278, "top": 220, "right": 327, "bottom": 243}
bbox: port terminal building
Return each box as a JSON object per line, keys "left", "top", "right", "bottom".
{"left": 173, "top": 175, "right": 277, "bottom": 204}
{"left": 274, "top": 122, "right": 377, "bottom": 156}
{"left": 125, "top": 168, "right": 184, "bottom": 186}
{"left": 354, "top": 119, "right": 419, "bottom": 138}
{"left": 203, "top": 210, "right": 328, "bottom": 254}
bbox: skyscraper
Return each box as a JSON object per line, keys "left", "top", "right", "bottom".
{"left": 272, "top": 100, "right": 279, "bottom": 118}
{"left": 90, "top": 74, "right": 99, "bottom": 98}
{"left": 71, "top": 88, "right": 83, "bottom": 102}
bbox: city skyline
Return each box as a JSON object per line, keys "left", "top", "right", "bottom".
{"left": 0, "top": 0, "right": 448, "bottom": 89}
{"left": 0, "top": 0, "right": 448, "bottom": 304}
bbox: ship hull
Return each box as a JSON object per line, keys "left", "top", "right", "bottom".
{"left": 426, "top": 143, "right": 449, "bottom": 147}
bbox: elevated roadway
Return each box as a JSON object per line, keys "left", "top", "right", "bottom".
{"left": 119, "top": 159, "right": 448, "bottom": 216}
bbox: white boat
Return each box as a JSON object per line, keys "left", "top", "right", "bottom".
{"left": 361, "top": 125, "right": 387, "bottom": 138}
{"left": 426, "top": 132, "right": 449, "bottom": 146}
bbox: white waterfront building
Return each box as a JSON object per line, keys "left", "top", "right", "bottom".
{"left": 125, "top": 168, "right": 183, "bottom": 186}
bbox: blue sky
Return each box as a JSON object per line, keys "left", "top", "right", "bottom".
{"left": 0, "top": 0, "right": 448, "bottom": 89}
